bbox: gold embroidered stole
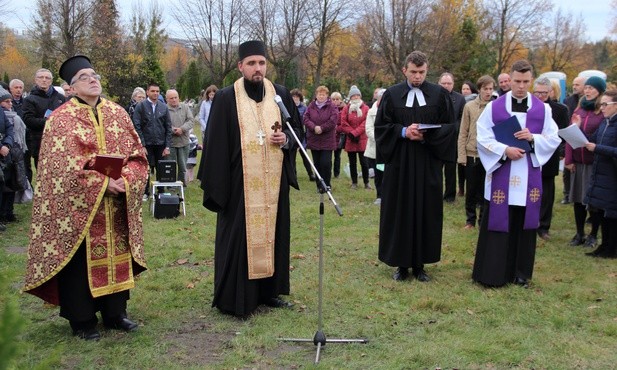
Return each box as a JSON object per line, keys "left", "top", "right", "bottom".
{"left": 234, "top": 78, "right": 283, "bottom": 279}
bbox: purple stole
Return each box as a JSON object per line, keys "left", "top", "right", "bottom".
{"left": 489, "top": 95, "right": 544, "bottom": 232}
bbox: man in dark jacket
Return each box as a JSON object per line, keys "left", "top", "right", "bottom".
{"left": 9, "top": 79, "right": 31, "bottom": 183}
{"left": 9, "top": 79, "right": 25, "bottom": 118}
{"left": 533, "top": 77, "right": 569, "bottom": 240}
{"left": 22, "top": 69, "right": 66, "bottom": 170}
{"left": 561, "top": 75, "right": 585, "bottom": 204}
{"left": 438, "top": 72, "right": 466, "bottom": 202}
{"left": 132, "top": 83, "right": 172, "bottom": 199}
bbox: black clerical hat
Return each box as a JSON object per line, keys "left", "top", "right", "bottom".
{"left": 59, "top": 55, "right": 93, "bottom": 83}
{"left": 238, "top": 40, "right": 266, "bottom": 61}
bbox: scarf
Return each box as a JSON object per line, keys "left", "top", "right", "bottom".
{"left": 580, "top": 97, "right": 597, "bottom": 111}
{"left": 348, "top": 98, "right": 363, "bottom": 117}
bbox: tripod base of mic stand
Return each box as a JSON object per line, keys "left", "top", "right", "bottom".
{"left": 278, "top": 331, "right": 368, "bottom": 364}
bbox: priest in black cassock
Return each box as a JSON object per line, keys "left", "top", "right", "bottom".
{"left": 375, "top": 51, "right": 456, "bottom": 282}
{"left": 199, "top": 40, "right": 302, "bottom": 317}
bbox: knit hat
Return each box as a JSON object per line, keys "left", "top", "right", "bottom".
{"left": 584, "top": 76, "right": 606, "bottom": 94}
{"left": 0, "top": 87, "right": 11, "bottom": 102}
{"left": 348, "top": 85, "right": 361, "bottom": 99}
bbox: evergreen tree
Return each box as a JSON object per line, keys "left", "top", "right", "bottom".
{"left": 2, "top": 72, "right": 8, "bottom": 84}
{"left": 88, "top": 0, "right": 134, "bottom": 103}
{"left": 141, "top": 12, "right": 168, "bottom": 91}
{"left": 178, "top": 61, "right": 202, "bottom": 100}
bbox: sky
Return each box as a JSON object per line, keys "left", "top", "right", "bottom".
{"left": 3, "top": 0, "right": 615, "bottom": 42}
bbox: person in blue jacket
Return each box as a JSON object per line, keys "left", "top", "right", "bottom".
{"left": 584, "top": 89, "right": 617, "bottom": 258}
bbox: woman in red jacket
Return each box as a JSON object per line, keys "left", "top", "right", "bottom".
{"left": 564, "top": 76, "right": 606, "bottom": 248}
{"left": 341, "top": 85, "right": 370, "bottom": 189}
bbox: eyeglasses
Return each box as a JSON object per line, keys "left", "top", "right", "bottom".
{"left": 533, "top": 91, "right": 549, "bottom": 96}
{"left": 600, "top": 102, "right": 617, "bottom": 108}
{"left": 35, "top": 75, "right": 52, "bottom": 80}
{"left": 72, "top": 73, "right": 101, "bottom": 84}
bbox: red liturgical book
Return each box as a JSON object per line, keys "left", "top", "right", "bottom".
{"left": 93, "top": 154, "right": 124, "bottom": 179}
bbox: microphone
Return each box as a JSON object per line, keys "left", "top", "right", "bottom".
{"left": 274, "top": 95, "right": 291, "bottom": 121}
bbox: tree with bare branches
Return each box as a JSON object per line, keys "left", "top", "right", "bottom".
{"left": 304, "top": 0, "right": 352, "bottom": 88}
{"left": 171, "top": 0, "right": 245, "bottom": 86}
{"left": 532, "top": 8, "right": 585, "bottom": 73}
{"left": 485, "top": 0, "right": 551, "bottom": 74}
{"left": 30, "top": 0, "right": 96, "bottom": 67}
{"left": 366, "top": 0, "right": 430, "bottom": 81}
{"left": 246, "top": 0, "right": 311, "bottom": 87}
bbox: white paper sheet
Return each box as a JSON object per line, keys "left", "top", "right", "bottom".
{"left": 558, "top": 124, "right": 588, "bottom": 149}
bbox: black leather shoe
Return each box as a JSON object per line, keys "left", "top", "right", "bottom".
{"left": 104, "top": 317, "right": 138, "bottom": 332}
{"left": 537, "top": 231, "right": 550, "bottom": 241}
{"left": 569, "top": 234, "right": 585, "bottom": 246}
{"left": 412, "top": 269, "right": 431, "bottom": 282}
{"left": 265, "top": 297, "right": 294, "bottom": 308}
{"left": 73, "top": 328, "right": 101, "bottom": 341}
{"left": 513, "top": 277, "right": 529, "bottom": 288}
{"left": 586, "top": 245, "right": 613, "bottom": 258}
{"left": 393, "top": 267, "right": 409, "bottom": 281}
{"left": 583, "top": 235, "right": 597, "bottom": 248}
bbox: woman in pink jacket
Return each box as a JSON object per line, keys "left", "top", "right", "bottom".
{"left": 303, "top": 86, "right": 339, "bottom": 190}
{"left": 341, "top": 85, "right": 370, "bottom": 189}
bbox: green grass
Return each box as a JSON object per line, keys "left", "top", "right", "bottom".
{"left": 2, "top": 158, "right": 617, "bottom": 369}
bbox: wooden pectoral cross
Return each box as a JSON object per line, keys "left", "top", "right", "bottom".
{"left": 271, "top": 121, "right": 282, "bottom": 133}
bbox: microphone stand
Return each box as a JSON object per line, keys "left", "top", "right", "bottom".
{"left": 277, "top": 118, "right": 368, "bottom": 364}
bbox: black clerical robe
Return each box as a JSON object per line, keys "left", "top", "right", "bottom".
{"left": 199, "top": 80, "right": 301, "bottom": 316}
{"left": 375, "top": 81, "right": 455, "bottom": 269}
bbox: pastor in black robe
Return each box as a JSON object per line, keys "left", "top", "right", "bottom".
{"left": 375, "top": 81, "right": 455, "bottom": 272}
{"left": 199, "top": 79, "right": 301, "bottom": 316}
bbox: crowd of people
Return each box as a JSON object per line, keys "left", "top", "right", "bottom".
{"left": 5, "top": 41, "right": 614, "bottom": 340}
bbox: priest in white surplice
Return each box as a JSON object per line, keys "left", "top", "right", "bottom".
{"left": 472, "top": 60, "right": 561, "bottom": 288}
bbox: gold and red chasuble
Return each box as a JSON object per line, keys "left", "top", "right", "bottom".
{"left": 234, "top": 78, "right": 283, "bottom": 279}
{"left": 24, "top": 98, "right": 149, "bottom": 304}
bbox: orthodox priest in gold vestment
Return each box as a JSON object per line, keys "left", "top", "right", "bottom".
{"left": 24, "top": 55, "right": 149, "bottom": 340}
{"left": 199, "top": 40, "right": 302, "bottom": 317}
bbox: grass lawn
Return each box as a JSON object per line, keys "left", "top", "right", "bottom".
{"left": 1, "top": 157, "right": 616, "bottom": 369}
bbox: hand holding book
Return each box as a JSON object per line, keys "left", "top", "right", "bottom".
{"left": 93, "top": 154, "right": 124, "bottom": 180}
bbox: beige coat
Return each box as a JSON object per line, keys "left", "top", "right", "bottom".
{"left": 457, "top": 96, "right": 490, "bottom": 164}
{"left": 169, "top": 103, "right": 194, "bottom": 147}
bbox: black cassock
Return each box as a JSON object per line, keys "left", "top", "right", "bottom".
{"left": 199, "top": 80, "right": 301, "bottom": 316}
{"left": 375, "top": 81, "right": 456, "bottom": 269}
